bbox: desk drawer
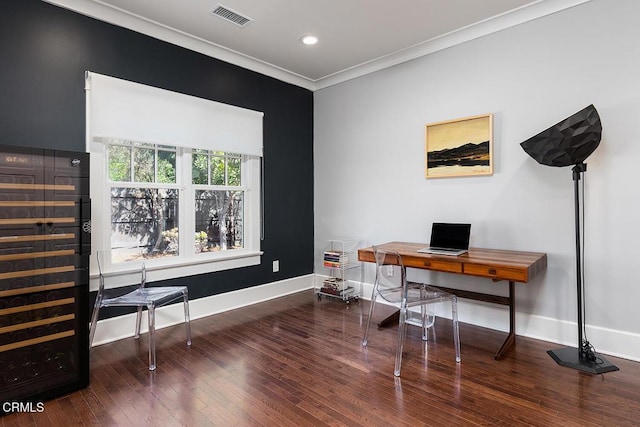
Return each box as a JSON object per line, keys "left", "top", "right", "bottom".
{"left": 404, "top": 257, "right": 462, "bottom": 273}
{"left": 463, "top": 264, "right": 526, "bottom": 282}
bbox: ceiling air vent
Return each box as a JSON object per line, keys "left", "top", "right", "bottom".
{"left": 210, "top": 4, "right": 253, "bottom": 27}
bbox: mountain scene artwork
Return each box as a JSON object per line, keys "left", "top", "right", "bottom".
{"left": 426, "top": 114, "right": 493, "bottom": 178}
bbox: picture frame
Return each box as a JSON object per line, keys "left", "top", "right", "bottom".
{"left": 425, "top": 113, "right": 493, "bottom": 178}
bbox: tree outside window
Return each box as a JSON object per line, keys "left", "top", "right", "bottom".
{"left": 192, "top": 150, "right": 244, "bottom": 253}
{"left": 106, "top": 141, "right": 244, "bottom": 263}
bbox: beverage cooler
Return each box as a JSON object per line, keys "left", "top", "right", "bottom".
{"left": 0, "top": 145, "right": 90, "bottom": 402}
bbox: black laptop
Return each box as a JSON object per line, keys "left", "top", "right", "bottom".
{"left": 417, "top": 223, "right": 471, "bottom": 256}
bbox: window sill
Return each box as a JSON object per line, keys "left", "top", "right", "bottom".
{"left": 90, "top": 249, "right": 263, "bottom": 291}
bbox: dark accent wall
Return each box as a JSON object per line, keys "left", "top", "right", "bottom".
{"left": 0, "top": 1, "right": 314, "bottom": 307}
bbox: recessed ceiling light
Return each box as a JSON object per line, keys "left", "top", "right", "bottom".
{"left": 300, "top": 35, "right": 319, "bottom": 45}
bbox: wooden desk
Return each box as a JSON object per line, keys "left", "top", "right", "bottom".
{"left": 358, "top": 242, "right": 547, "bottom": 360}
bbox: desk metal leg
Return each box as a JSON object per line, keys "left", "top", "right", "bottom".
{"left": 377, "top": 310, "right": 400, "bottom": 328}
{"left": 494, "top": 280, "right": 516, "bottom": 360}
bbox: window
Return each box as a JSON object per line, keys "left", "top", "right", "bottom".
{"left": 90, "top": 138, "right": 261, "bottom": 286}
{"left": 106, "top": 140, "right": 180, "bottom": 263}
{"left": 193, "top": 150, "right": 244, "bottom": 253}
{"left": 86, "top": 72, "right": 263, "bottom": 286}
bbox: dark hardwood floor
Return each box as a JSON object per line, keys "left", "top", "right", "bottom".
{"left": 3, "top": 290, "right": 640, "bottom": 426}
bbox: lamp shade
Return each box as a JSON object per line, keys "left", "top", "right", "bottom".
{"left": 520, "top": 104, "right": 601, "bottom": 167}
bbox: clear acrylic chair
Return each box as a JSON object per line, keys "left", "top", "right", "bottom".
{"left": 361, "top": 246, "right": 460, "bottom": 376}
{"left": 89, "top": 251, "right": 192, "bottom": 371}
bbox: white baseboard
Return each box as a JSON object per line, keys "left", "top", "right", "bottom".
{"left": 91, "top": 274, "right": 640, "bottom": 363}
{"left": 90, "top": 274, "right": 315, "bottom": 346}
{"left": 359, "top": 281, "right": 640, "bottom": 363}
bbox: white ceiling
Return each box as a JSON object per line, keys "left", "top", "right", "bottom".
{"left": 47, "top": 0, "right": 589, "bottom": 90}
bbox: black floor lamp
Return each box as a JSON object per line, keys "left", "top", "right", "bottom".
{"left": 520, "top": 104, "right": 618, "bottom": 374}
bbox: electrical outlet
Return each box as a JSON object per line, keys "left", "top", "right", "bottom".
{"left": 386, "top": 265, "right": 393, "bottom": 276}
{"left": 272, "top": 260, "right": 280, "bottom": 272}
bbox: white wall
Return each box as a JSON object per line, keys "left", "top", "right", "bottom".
{"left": 314, "top": 0, "right": 640, "bottom": 361}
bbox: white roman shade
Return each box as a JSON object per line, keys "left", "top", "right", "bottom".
{"left": 85, "top": 71, "right": 263, "bottom": 156}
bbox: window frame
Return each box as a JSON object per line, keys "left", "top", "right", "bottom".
{"left": 89, "top": 139, "right": 262, "bottom": 290}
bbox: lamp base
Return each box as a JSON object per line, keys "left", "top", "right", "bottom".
{"left": 547, "top": 346, "right": 619, "bottom": 374}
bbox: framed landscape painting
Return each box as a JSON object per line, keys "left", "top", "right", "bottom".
{"left": 425, "top": 113, "right": 493, "bottom": 178}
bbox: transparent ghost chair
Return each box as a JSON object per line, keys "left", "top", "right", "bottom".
{"left": 361, "top": 246, "right": 460, "bottom": 376}
{"left": 89, "top": 250, "right": 192, "bottom": 370}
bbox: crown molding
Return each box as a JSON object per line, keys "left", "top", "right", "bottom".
{"left": 313, "top": 0, "right": 591, "bottom": 89}
{"left": 44, "top": 0, "right": 591, "bottom": 92}
{"left": 43, "top": 0, "right": 317, "bottom": 90}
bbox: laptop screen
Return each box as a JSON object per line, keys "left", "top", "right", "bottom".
{"left": 429, "top": 223, "right": 471, "bottom": 250}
